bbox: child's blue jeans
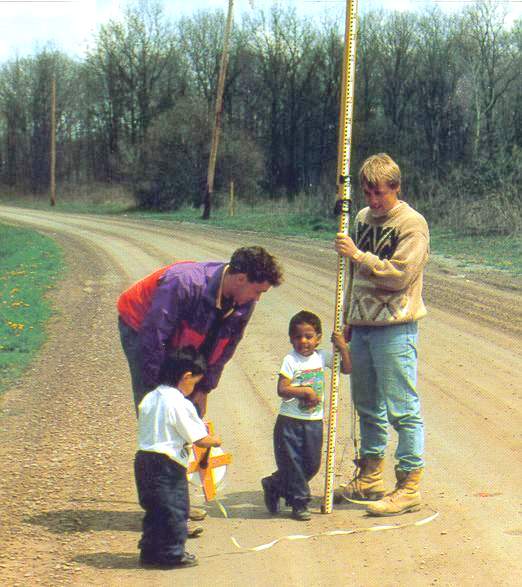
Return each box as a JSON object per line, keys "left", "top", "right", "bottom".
{"left": 134, "top": 451, "right": 188, "bottom": 561}
{"left": 269, "top": 415, "right": 323, "bottom": 509}
{"left": 350, "top": 322, "right": 424, "bottom": 471}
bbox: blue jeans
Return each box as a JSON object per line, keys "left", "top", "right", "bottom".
{"left": 350, "top": 322, "right": 424, "bottom": 471}
{"left": 134, "top": 451, "right": 189, "bottom": 561}
{"left": 118, "top": 317, "right": 148, "bottom": 415}
{"left": 268, "top": 415, "right": 323, "bottom": 509}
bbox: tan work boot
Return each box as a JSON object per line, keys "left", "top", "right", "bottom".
{"left": 189, "top": 506, "right": 207, "bottom": 521}
{"left": 333, "top": 457, "right": 385, "bottom": 503}
{"left": 366, "top": 467, "right": 423, "bottom": 516}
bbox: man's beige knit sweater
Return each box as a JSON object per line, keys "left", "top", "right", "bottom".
{"left": 346, "top": 201, "right": 429, "bottom": 326}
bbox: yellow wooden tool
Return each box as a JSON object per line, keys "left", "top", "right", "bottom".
{"left": 322, "top": 0, "right": 360, "bottom": 515}
{"left": 187, "top": 420, "right": 232, "bottom": 502}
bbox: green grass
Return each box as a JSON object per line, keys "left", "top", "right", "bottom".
{"left": 430, "top": 228, "right": 522, "bottom": 275}
{"left": 128, "top": 206, "right": 522, "bottom": 275}
{"left": 0, "top": 223, "right": 64, "bottom": 395}
{"left": 2, "top": 190, "right": 520, "bottom": 276}
{"left": 0, "top": 183, "right": 135, "bottom": 215}
{"left": 127, "top": 204, "right": 338, "bottom": 237}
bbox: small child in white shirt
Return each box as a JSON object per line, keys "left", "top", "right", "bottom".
{"left": 135, "top": 347, "right": 221, "bottom": 569}
{"left": 261, "top": 311, "right": 351, "bottom": 520}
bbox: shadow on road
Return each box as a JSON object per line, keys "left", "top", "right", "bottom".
{"left": 24, "top": 508, "right": 141, "bottom": 534}
{"left": 206, "top": 489, "right": 366, "bottom": 520}
{"left": 23, "top": 491, "right": 366, "bottom": 535}
{"left": 73, "top": 552, "right": 138, "bottom": 570}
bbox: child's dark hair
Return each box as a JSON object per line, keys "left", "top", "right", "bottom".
{"left": 158, "top": 347, "right": 207, "bottom": 387}
{"left": 289, "top": 310, "right": 322, "bottom": 337}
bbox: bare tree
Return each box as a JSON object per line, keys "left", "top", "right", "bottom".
{"left": 414, "top": 10, "right": 464, "bottom": 172}
{"left": 85, "top": 0, "right": 180, "bottom": 180}
{"left": 377, "top": 11, "right": 419, "bottom": 145}
{"left": 0, "top": 59, "right": 31, "bottom": 188}
{"left": 461, "top": 0, "right": 519, "bottom": 159}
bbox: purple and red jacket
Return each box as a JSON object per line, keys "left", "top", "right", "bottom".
{"left": 117, "top": 261, "right": 255, "bottom": 393}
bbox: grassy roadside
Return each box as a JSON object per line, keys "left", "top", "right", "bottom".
{"left": 1, "top": 194, "right": 520, "bottom": 275}
{"left": 431, "top": 228, "right": 522, "bottom": 276}
{"left": 124, "top": 207, "right": 522, "bottom": 275}
{"left": 429, "top": 229, "right": 521, "bottom": 274}
{"left": 0, "top": 223, "right": 64, "bottom": 396}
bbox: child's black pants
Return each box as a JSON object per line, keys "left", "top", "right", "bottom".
{"left": 134, "top": 451, "right": 188, "bottom": 561}
{"left": 270, "top": 415, "right": 323, "bottom": 509}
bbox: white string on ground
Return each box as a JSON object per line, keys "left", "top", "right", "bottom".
{"left": 231, "top": 511, "right": 439, "bottom": 552}
{"left": 215, "top": 499, "right": 229, "bottom": 518}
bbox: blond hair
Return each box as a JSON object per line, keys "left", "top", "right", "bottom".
{"left": 359, "top": 153, "right": 401, "bottom": 189}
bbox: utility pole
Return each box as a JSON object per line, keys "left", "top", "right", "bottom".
{"left": 229, "top": 180, "right": 235, "bottom": 216}
{"left": 50, "top": 75, "right": 56, "bottom": 207}
{"left": 202, "top": 0, "right": 234, "bottom": 220}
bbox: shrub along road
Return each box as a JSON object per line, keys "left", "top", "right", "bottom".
{"left": 0, "top": 206, "right": 520, "bottom": 586}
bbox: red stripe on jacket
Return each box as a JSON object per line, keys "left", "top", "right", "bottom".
{"left": 170, "top": 321, "right": 230, "bottom": 365}
{"left": 117, "top": 262, "right": 190, "bottom": 331}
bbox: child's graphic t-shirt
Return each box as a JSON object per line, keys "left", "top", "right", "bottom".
{"left": 278, "top": 349, "right": 333, "bottom": 421}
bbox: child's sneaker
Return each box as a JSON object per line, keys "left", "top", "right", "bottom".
{"left": 189, "top": 506, "right": 207, "bottom": 521}
{"left": 261, "top": 476, "right": 280, "bottom": 514}
{"left": 187, "top": 522, "right": 204, "bottom": 538}
{"left": 139, "top": 551, "right": 198, "bottom": 569}
{"left": 291, "top": 506, "right": 311, "bottom": 521}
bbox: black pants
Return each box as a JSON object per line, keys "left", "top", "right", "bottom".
{"left": 134, "top": 451, "right": 189, "bottom": 561}
{"left": 268, "top": 415, "right": 323, "bottom": 509}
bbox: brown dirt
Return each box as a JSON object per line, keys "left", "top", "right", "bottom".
{"left": 0, "top": 206, "right": 520, "bottom": 587}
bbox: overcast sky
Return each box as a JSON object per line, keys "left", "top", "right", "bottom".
{"left": 1, "top": 0, "right": 521, "bottom": 64}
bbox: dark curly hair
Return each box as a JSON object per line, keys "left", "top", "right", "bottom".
{"left": 288, "top": 310, "right": 322, "bottom": 337}
{"left": 228, "top": 246, "right": 283, "bottom": 286}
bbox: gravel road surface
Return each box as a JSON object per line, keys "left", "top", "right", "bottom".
{"left": 0, "top": 206, "right": 520, "bottom": 586}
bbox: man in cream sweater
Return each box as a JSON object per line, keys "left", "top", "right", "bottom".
{"left": 334, "top": 153, "right": 429, "bottom": 516}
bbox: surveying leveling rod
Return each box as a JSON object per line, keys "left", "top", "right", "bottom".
{"left": 322, "top": 0, "right": 359, "bottom": 515}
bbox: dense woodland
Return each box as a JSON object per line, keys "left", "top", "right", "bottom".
{"left": 0, "top": 0, "right": 520, "bottom": 233}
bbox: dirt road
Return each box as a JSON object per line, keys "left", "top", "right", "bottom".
{"left": 0, "top": 206, "right": 520, "bottom": 587}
